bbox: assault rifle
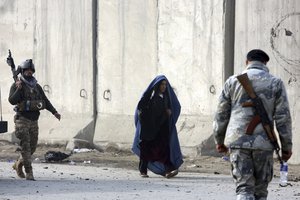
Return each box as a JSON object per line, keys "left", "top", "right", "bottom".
{"left": 6, "top": 49, "right": 20, "bottom": 82}
{"left": 237, "top": 73, "right": 282, "bottom": 164}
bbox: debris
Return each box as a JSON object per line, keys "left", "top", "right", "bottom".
{"left": 44, "top": 151, "right": 71, "bottom": 162}
{"left": 73, "top": 148, "right": 93, "bottom": 153}
{"left": 222, "top": 156, "right": 230, "bottom": 162}
{"left": 290, "top": 176, "right": 300, "bottom": 182}
{"left": 279, "top": 182, "right": 292, "bottom": 187}
{"left": 187, "top": 164, "right": 200, "bottom": 168}
{"left": 69, "top": 161, "right": 76, "bottom": 165}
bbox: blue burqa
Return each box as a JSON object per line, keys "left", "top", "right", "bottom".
{"left": 132, "top": 75, "right": 183, "bottom": 175}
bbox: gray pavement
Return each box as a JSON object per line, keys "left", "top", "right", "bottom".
{"left": 0, "top": 162, "right": 299, "bottom": 200}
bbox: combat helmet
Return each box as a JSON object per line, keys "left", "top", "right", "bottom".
{"left": 18, "top": 59, "right": 35, "bottom": 74}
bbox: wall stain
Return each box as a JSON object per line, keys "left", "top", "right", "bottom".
{"left": 0, "top": 0, "right": 16, "bottom": 16}
{"left": 288, "top": 77, "right": 297, "bottom": 85}
{"left": 23, "top": 22, "right": 27, "bottom": 30}
{"left": 179, "top": 120, "right": 195, "bottom": 132}
{"left": 285, "top": 29, "right": 293, "bottom": 36}
{"left": 270, "top": 12, "right": 300, "bottom": 76}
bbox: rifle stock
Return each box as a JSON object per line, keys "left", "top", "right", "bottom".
{"left": 237, "top": 73, "right": 282, "bottom": 163}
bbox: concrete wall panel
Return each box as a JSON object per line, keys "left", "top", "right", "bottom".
{"left": 234, "top": 0, "right": 300, "bottom": 163}
{"left": 157, "top": 0, "right": 225, "bottom": 150}
{"left": 34, "top": 0, "right": 94, "bottom": 143}
{"left": 94, "top": 0, "right": 158, "bottom": 146}
{"left": 0, "top": 0, "right": 94, "bottom": 144}
{"left": 1, "top": 0, "right": 299, "bottom": 163}
{"left": 94, "top": 0, "right": 227, "bottom": 155}
{"left": 0, "top": 0, "right": 37, "bottom": 133}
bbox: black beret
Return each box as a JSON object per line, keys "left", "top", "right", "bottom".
{"left": 246, "top": 49, "right": 269, "bottom": 63}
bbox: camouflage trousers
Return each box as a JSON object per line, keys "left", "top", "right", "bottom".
{"left": 230, "top": 149, "right": 274, "bottom": 200}
{"left": 14, "top": 115, "right": 39, "bottom": 174}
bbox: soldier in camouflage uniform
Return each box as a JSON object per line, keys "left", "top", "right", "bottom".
{"left": 8, "top": 59, "right": 61, "bottom": 181}
{"left": 213, "top": 49, "right": 293, "bottom": 200}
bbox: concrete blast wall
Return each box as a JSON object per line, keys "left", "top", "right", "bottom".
{"left": 0, "top": 0, "right": 299, "bottom": 163}
{"left": 34, "top": 0, "right": 94, "bottom": 146}
{"left": 93, "top": 0, "right": 227, "bottom": 156}
{"left": 0, "top": 0, "right": 94, "bottom": 147}
{"left": 234, "top": 0, "right": 300, "bottom": 164}
{"left": 94, "top": 0, "right": 158, "bottom": 148}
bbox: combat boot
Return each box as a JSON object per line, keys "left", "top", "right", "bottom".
{"left": 25, "top": 171, "right": 35, "bottom": 181}
{"left": 12, "top": 159, "right": 25, "bottom": 178}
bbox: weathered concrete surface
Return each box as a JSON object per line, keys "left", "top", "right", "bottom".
{"left": 0, "top": 0, "right": 36, "bottom": 133}
{"left": 94, "top": 0, "right": 228, "bottom": 156}
{"left": 33, "top": 0, "right": 94, "bottom": 145}
{"left": 157, "top": 0, "right": 226, "bottom": 154}
{"left": 0, "top": 161, "right": 299, "bottom": 200}
{"left": 0, "top": 0, "right": 94, "bottom": 146}
{"left": 94, "top": 0, "right": 158, "bottom": 147}
{"left": 0, "top": 0, "right": 299, "bottom": 164}
{"left": 234, "top": 0, "right": 300, "bottom": 164}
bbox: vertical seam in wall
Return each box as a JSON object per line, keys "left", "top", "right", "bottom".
{"left": 32, "top": 0, "right": 37, "bottom": 63}
{"left": 120, "top": 1, "right": 125, "bottom": 114}
{"left": 156, "top": 0, "right": 159, "bottom": 74}
{"left": 223, "top": 0, "right": 235, "bottom": 80}
{"left": 92, "top": 0, "right": 98, "bottom": 128}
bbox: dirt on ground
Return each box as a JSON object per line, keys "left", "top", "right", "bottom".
{"left": 0, "top": 140, "right": 299, "bottom": 183}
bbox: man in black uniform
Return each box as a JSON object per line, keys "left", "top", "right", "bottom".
{"left": 8, "top": 59, "right": 61, "bottom": 180}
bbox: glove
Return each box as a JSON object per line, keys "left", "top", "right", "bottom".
{"left": 216, "top": 144, "right": 228, "bottom": 153}
{"left": 281, "top": 150, "right": 292, "bottom": 161}
{"left": 6, "top": 56, "right": 14, "bottom": 66}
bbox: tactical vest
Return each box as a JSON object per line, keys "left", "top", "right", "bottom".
{"left": 18, "top": 84, "right": 45, "bottom": 112}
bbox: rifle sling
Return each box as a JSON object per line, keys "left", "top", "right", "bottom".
{"left": 237, "top": 73, "right": 282, "bottom": 163}
{"left": 239, "top": 75, "right": 262, "bottom": 135}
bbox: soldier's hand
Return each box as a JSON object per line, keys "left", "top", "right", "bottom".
{"left": 216, "top": 144, "right": 228, "bottom": 153}
{"left": 282, "top": 150, "right": 292, "bottom": 161}
{"left": 6, "top": 57, "right": 14, "bottom": 66}
{"left": 54, "top": 112, "right": 61, "bottom": 121}
{"left": 15, "top": 80, "right": 22, "bottom": 89}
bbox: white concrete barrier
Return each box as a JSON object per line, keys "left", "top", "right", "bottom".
{"left": 0, "top": 0, "right": 94, "bottom": 147}
{"left": 0, "top": 0, "right": 299, "bottom": 163}
{"left": 94, "top": 0, "right": 158, "bottom": 148}
{"left": 234, "top": 0, "right": 300, "bottom": 164}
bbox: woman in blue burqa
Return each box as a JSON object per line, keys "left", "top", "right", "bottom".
{"left": 132, "top": 75, "right": 183, "bottom": 178}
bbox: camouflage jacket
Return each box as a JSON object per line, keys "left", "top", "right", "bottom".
{"left": 9, "top": 80, "right": 57, "bottom": 121}
{"left": 213, "top": 61, "right": 292, "bottom": 151}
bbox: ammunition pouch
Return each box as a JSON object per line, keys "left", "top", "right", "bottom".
{"left": 18, "top": 100, "right": 45, "bottom": 111}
